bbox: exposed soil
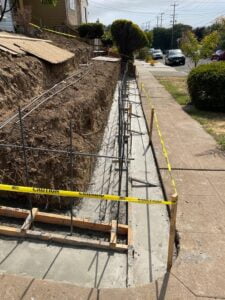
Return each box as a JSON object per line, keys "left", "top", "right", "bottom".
{"left": 0, "top": 60, "right": 120, "bottom": 208}
{"left": 0, "top": 32, "right": 91, "bottom": 123}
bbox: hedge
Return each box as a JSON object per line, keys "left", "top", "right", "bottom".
{"left": 78, "top": 23, "right": 104, "bottom": 39}
{"left": 188, "top": 62, "right": 225, "bottom": 111}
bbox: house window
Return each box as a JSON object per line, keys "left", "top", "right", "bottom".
{"left": 69, "top": 0, "right": 75, "bottom": 10}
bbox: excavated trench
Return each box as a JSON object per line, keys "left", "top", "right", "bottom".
{"left": 0, "top": 55, "right": 120, "bottom": 208}
{"left": 0, "top": 50, "right": 170, "bottom": 288}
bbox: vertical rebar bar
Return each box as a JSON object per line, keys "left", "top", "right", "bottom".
{"left": 18, "top": 106, "right": 33, "bottom": 224}
{"left": 69, "top": 120, "right": 74, "bottom": 236}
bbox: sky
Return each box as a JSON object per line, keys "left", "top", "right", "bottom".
{"left": 88, "top": 0, "right": 225, "bottom": 29}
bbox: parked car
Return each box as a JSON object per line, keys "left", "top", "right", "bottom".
{"left": 165, "top": 49, "right": 185, "bottom": 66}
{"left": 152, "top": 49, "right": 163, "bottom": 59}
{"left": 211, "top": 50, "right": 225, "bottom": 61}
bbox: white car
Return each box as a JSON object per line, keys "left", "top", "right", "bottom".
{"left": 152, "top": 49, "right": 163, "bottom": 59}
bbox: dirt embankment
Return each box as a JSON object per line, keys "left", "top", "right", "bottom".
{"left": 0, "top": 33, "right": 91, "bottom": 123}
{"left": 39, "top": 31, "right": 92, "bottom": 68}
{"left": 0, "top": 60, "right": 120, "bottom": 208}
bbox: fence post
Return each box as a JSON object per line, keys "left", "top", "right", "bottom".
{"left": 149, "top": 108, "right": 155, "bottom": 144}
{"left": 167, "top": 193, "right": 178, "bottom": 271}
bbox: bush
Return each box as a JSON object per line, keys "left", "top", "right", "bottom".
{"left": 188, "top": 62, "right": 225, "bottom": 111}
{"left": 111, "top": 19, "right": 148, "bottom": 61}
{"left": 101, "top": 32, "right": 113, "bottom": 47}
{"left": 136, "top": 47, "right": 150, "bottom": 60}
{"left": 78, "top": 23, "right": 104, "bottom": 39}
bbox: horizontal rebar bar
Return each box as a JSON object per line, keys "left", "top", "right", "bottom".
{"left": 0, "top": 143, "right": 134, "bottom": 161}
{"left": 0, "top": 67, "right": 90, "bottom": 130}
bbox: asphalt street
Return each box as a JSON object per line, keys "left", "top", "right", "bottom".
{"left": 157, "top": 57, "right": 210, "bottom": 74}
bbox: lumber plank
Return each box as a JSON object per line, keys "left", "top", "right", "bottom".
{"left": 0, "top": 34, "right": 51, "bottom": 42}
{"left": 21, "top": 208, "right": 39, "bottom": 231}
{"left": 0, "top": 206, "right": 28, "bottom": 219}
{"left": 110, "top": 220, "right": 117, "bottom": 247}
{"left": 0, "top": 225, "right": 24, "bottom": 237}
{"left": 0, "top": 225, "right": 128, "bottom": 252}
{"left": 0, "top": 206, "right": 128, "bottom": 235}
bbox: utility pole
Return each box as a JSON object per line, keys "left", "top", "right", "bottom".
{"left": 171, "top": 3, "right": 178, "bottom": 49}
{"left": 160, "top": 12, "right": 165, "bottom": 27}
{"left": 156, "top": 16, "right": 159, "bottom": 28}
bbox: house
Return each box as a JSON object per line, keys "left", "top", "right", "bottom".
{"left": 0, "top": 0, "right": 88, "bottom": 32}
{"left": 0, "top": 0, "right": 15, "bottom": 32}
{"left": 21, "top": 0, "right": 88, "bottom": 29}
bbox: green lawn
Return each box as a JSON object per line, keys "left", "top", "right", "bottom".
{"left": 157, "top": 76, "right": 225, "bottom": 150}
{"left": 158, "top": 77, "right": 190, "bottom": 105}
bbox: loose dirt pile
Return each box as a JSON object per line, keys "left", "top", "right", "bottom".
{"left": 0, "top": 60, "right": 120, "bottom": 208}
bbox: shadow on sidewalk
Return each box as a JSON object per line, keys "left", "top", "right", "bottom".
{"left": 156, "top": 272, "right": 171, "bottom": 300}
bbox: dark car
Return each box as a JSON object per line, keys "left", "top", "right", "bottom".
{"left": 165, "top": 49, "right": 185, "bottom": 66}
{"left": 211, "top": 50, "right": 225, "bottom": 61}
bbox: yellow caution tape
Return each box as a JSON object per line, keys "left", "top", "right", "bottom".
{"left": 141, "top": 83, "right": 177, "bottom": 194}
{"left": 0, "top": 184, "right": 175, "bottom": 205}
{"left": 29, "top": 23, "right": 77, "bottom": 39}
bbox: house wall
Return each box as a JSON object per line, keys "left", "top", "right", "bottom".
{"left": 80, "top": 0, "right": 88, "bottom": 23}
{"left": 23, "top": 0, "right": 66, "bottom": 27}
{"left": 65, "top": 0, "right": 88, "bottom": 27}
{"left": 0, "top": 0, "right": 15, "bottom": 32}
{"left": 65, "top": 0, "right": 79, "bottom": 27}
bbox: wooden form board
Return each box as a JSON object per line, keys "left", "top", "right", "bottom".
{"left": 0, "top": 206, "right": 128, "bottom": 235}
{"left": 0, "top": 225, "right": 128, "bottom": 252}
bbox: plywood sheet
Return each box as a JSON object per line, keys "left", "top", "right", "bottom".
{"left": 0, "top": 45, "right": 18, "bottom": 55}
{"left": 15, "top": 40, "right": 74, "bottom": 64}
{"left": 0, "top": 31, "right": 51, "bottom": 42}
{"left": 0, "top": 39, "right": 25, "bottom": 54}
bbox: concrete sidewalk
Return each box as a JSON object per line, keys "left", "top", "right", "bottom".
{"left": 1, "top": 61, "right": 225, "bottom": 299}
{"left": 136, "top": 60, "right": 225, "bottom": 299}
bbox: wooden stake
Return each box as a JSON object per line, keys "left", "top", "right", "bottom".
{"left": 167, "top": 193, "right": 178, "bottom": 271}
{"left": 110, "top": 220, "right": 117, "bottom": 247}
{"left": 21, "top": 208, "right": 38, "bottom": 231}
{"left": 149, "top": 108, "right": 155, "bottom": 144}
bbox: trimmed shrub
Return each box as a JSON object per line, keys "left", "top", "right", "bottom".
{"left": 188, "top": 62, "right": 225, "bottom": 111}
{"left": 78, "top": 23, "right": 104, "bottom": 39}
{"left": 101, "top": 32, "right": 113, "bottom": 47}
{"left": 111, "top": 19, "right": 148, "bottom": 61}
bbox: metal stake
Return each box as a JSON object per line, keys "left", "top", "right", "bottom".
{"left": 18, "top": 106, "right": 33, "bottom": 226}
{"left": 69, "top": 120, "right": 74, "bottom": 236}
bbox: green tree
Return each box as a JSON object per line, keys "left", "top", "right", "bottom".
{"left": 152, "top": 27, "right": 171, "bottom": 50}
{"left": 111, "top": 19, "right": 148, "bottom": 61}
{"left": 201, "top": 31, "right": 219, "bottom": 58}
{"left": 145, "top": 30, "right": 153, "bottom": 48}
{"left": 180, "top": 31, "right": 201, "bottom": 67}
{"left": 180, "top": 30, "right": 219, "bottom": 67}
{"left": 152, "top": 23, "right": 192, "bottom": 50}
